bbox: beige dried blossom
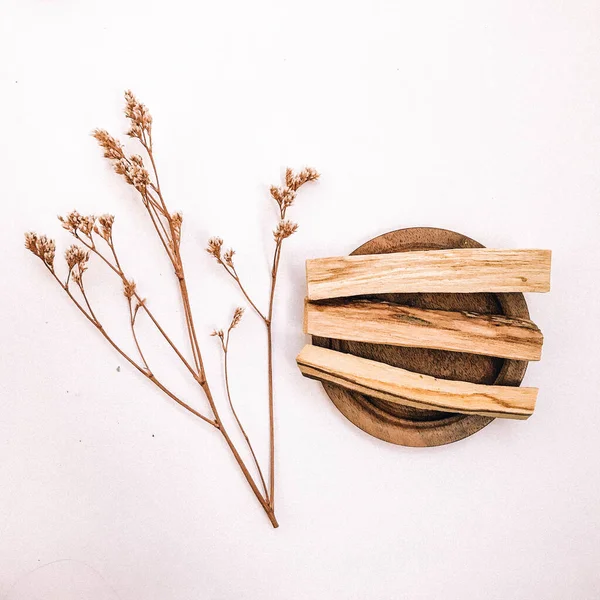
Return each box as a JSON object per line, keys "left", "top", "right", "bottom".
{"left": 94, "top": 214, "right": 115, "bottom": 241}
{"left": 92, "top": 129, "right": 125, "bottom": 161}
{"left": 270, "top": 168, "right": 319, "bottom": 211}
{"left": 72, "top": 269, "right": 85, "bottom": 285}
{"left": 206, "top": 237, "right": 223, "bottom": 260}
{"left": 113, "top": 159, "right": 129, "bottom": 179}
{"left": 171, "top": 212, "right": 183, "bottom": 246}
{"left": 285, "top": 167, "right": 320, "bottom": 192}
{"left": 25, "top": 232, "right": 56, "bottom": 269}
{"left": 211, "top": 328, "right": 225, "bottom": 341}
{"left": 64, "top": 244, "right": 89, "bottom": 285}
{"left": 113, "top": 158, "right": 151, "bottom": 192}
{"left": 269, "top": 186, "right": 297, "bottom": 209}
{"left": 124, "top": 90, "right": 153, "bottom": 140}
{"left": 65, "top": 245, "right": 89, "bottom": 270}
{"left": 223, "top": 248, "right": 235, "bottom": 268}
{"left": 123, "top": 279, "right": 137, "bottom": 299}
{"left": 130, "top": 165, "right": 151, "bottom": 191}
{"left": 93, "top": 126, "right": 151, "bottom": 193}
{"left": 229, "top": 307, "right": 244, "bottom": 330}
{"left": 273, "top": 220, "right": 298, "bottom": 243}
{"left": 59, "top": 210, "right": 96, "bottom": 236}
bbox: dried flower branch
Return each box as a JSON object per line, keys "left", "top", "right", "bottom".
{"left": 64, "top": 244, "right": 89, "bottom": 287}
{"left": 207, "top": 165, "right": 319, "bottom": 510}
{"left": 25, "top": 232, "right": 56, "bottom": 270}
{"left": 25, "top": 90, "right": 319, "bottom": 528}
{"left": 211, "top": 307, "right": 268, "bottom": 498}
{"left": 59, "top": 211, "right": 96, "bottom": 236}
{"left": 273, "top": 219, "right": 299, "bottom": 243}
{"left": 94, "top": 214, "right": 115, "bottom": 241}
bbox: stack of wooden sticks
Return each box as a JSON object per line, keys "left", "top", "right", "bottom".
{"left": 297, "top": 248, "right": 552, "bottom": 420}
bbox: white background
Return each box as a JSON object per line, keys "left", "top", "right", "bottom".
{"left": 1, "top": 1, "right": 600, "bottom": 598}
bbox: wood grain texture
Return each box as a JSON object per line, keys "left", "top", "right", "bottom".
{"left": 298, "top": 345, "right": 537, "bottom": 419}
{"left": 304, "top": 299, "right": 543, "bottom": 360}
{"left": 312, "top": 227, "right": 532, "bottom": 447}
{"left": 306, "top": 248, "right": 552, "bottom": 300}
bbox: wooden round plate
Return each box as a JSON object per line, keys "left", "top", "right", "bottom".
{"left": 312, "top": 227, "right": 530, "bottom": 447}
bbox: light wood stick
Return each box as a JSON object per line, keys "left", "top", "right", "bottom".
{"left": 304, "top": 299, "right": 543, "bottom": 361}
{"left": 306, "top": 249, "right": 552, "bottom": 300}
{"left": 296, "top": 344, "right": 537, "bottom": 420}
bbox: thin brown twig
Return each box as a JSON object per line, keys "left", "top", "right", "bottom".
{"left": 265, "top": 240, "right": 282, "bottom": 508}
{"left": 207, "top": 168, "right": 319, "bottom": 513}
{"left": 78, "top": 281, "right": 99, "bottom": 324}
{"left": 55, "top": 255, "right": 278, "bottom": 527}
{"left": 141, "top": 144, "right": 206, "bottom": 381}
{"left": 47, "top": 266, "right": 217, "bottom": 428}
{"left": 143, "top": 198, "right": 176, "bottom": 263}
{"left": 222, "top": 327, "right": 269, "bottom": 499}
{"left": 74, "top": 232, "right": 201, "bottom": 383}
{"left": 128, "top": 298, "right": 152, "bottom": 374}
{"left": 220, "top": 262, "right": 268, "bottom": 323}
{"left": 138, "top": 133, "right": 277, "bottom": 524}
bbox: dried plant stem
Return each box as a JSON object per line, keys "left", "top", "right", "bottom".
{"left": 227, "top": 267, "right": 268, "bottom": 323}
{"left": 142, "top": 143, "right": 279, "bottom": 525}
{"left": 266, "top": 245, "right": 281, "bottom": 507}
{"left": 47, "top": 266, "right": 217, "bottom": 428}
{"left": 178, "top": 274, "right": 205, "bottom": 379}
{"left": 74, "top": 233, "right": 201, "bottom": 384}
{"left": 59, "top": 259, "right": 278, "bottom": 525}
{"left": 217, "top": 247, "right": 281, "bottom": 508}
{"left": 79, "top": 284, "right": 99, "bottom": 323}
{"left": 144, "top": 144, "right": 206, "bottom": 379}
{"left": 26, "top": 92, "right": 316, "bottom": 527}
{"left": 47, "top": 252, "right": 278, "bottom": 526}
{"left": 127, "top": 299, "right": 151, "bottom": 374}
{"left": 209, "top": 171, "right": 318, "bottom": 513}
{"left": 223, "top": 329, "right": 269, "bottom": 499}
{"left": 206, "top": 387, "right": 278, "bottom": 527}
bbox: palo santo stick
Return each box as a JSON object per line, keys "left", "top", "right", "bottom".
{"left": 306, "top": 248, "right": 552, "bottom": 300}
{"left": 304, "top": 299, "right": 543, "bottom": 361}
{"left": 296, "top": 344, "right": 537, "bottom": 420}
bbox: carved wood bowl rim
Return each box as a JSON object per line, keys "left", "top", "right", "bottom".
{"left": 312, "top": 226, "right": 530, "bottom": 448}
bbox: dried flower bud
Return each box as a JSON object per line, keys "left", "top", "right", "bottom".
{"left": 206, "top": 237, "right": 223, "bottom": 260}
{"left": 124, "top": 90, "right": 153, "bottom": 139}
{"left": 273, "top": 220, "right": 298, "bottom": 243}
{"left": 129, "top": 164, "right": 150, "bottom": 191}
{"left": 223, "top": 248, "right": 235, "bottom": 268}
{"left": 95, "top": 214, "right": 115, "bottom": 241}
{"left": 64, "top": 244, "right": 89, "bottom": 285}
{"left": 25, "top": 232, "right": 56, "bottom": 270}
{"left": 72, "top": 269, "right": 84, "bottom": 285}
{"left": 284, "top": 168, "right": 295, "bottom": 190}
{"left": 92, "top": 129, "right": 125, "bottom": 161}
{"left": 285, "top": 167, "right": 320, "bottom": 191}
{"left": 65, "top": 245, "right": 89, "bottom": 269}
{"left": 113, "top": 158, "right": 151, "bottom": 192}
{"left": 229, "top": 307, "right": 244, "bottom": 330}
{"left": 59, "top": 210, "right": 96, "bottom": 236}
{"left": 113, "top": 158, "right": 128, "bottom": 178}
{"left": 211, "top": 328, "right": 224, "bottom": 341}
{"left": 123, "top": 279, "right": 137, "bottom": 299}
{"left": 270, "top": 186, "right": 296, "bottom": 209}
{"left": 171, "top": 212, "right": 183, "bottom": 247}
{"left": 269, "top": 186, "right": 282, "bottom": 204}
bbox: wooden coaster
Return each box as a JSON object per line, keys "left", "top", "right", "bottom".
{"left": 312, "top": 227, "right": 530, "bottom": 447}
